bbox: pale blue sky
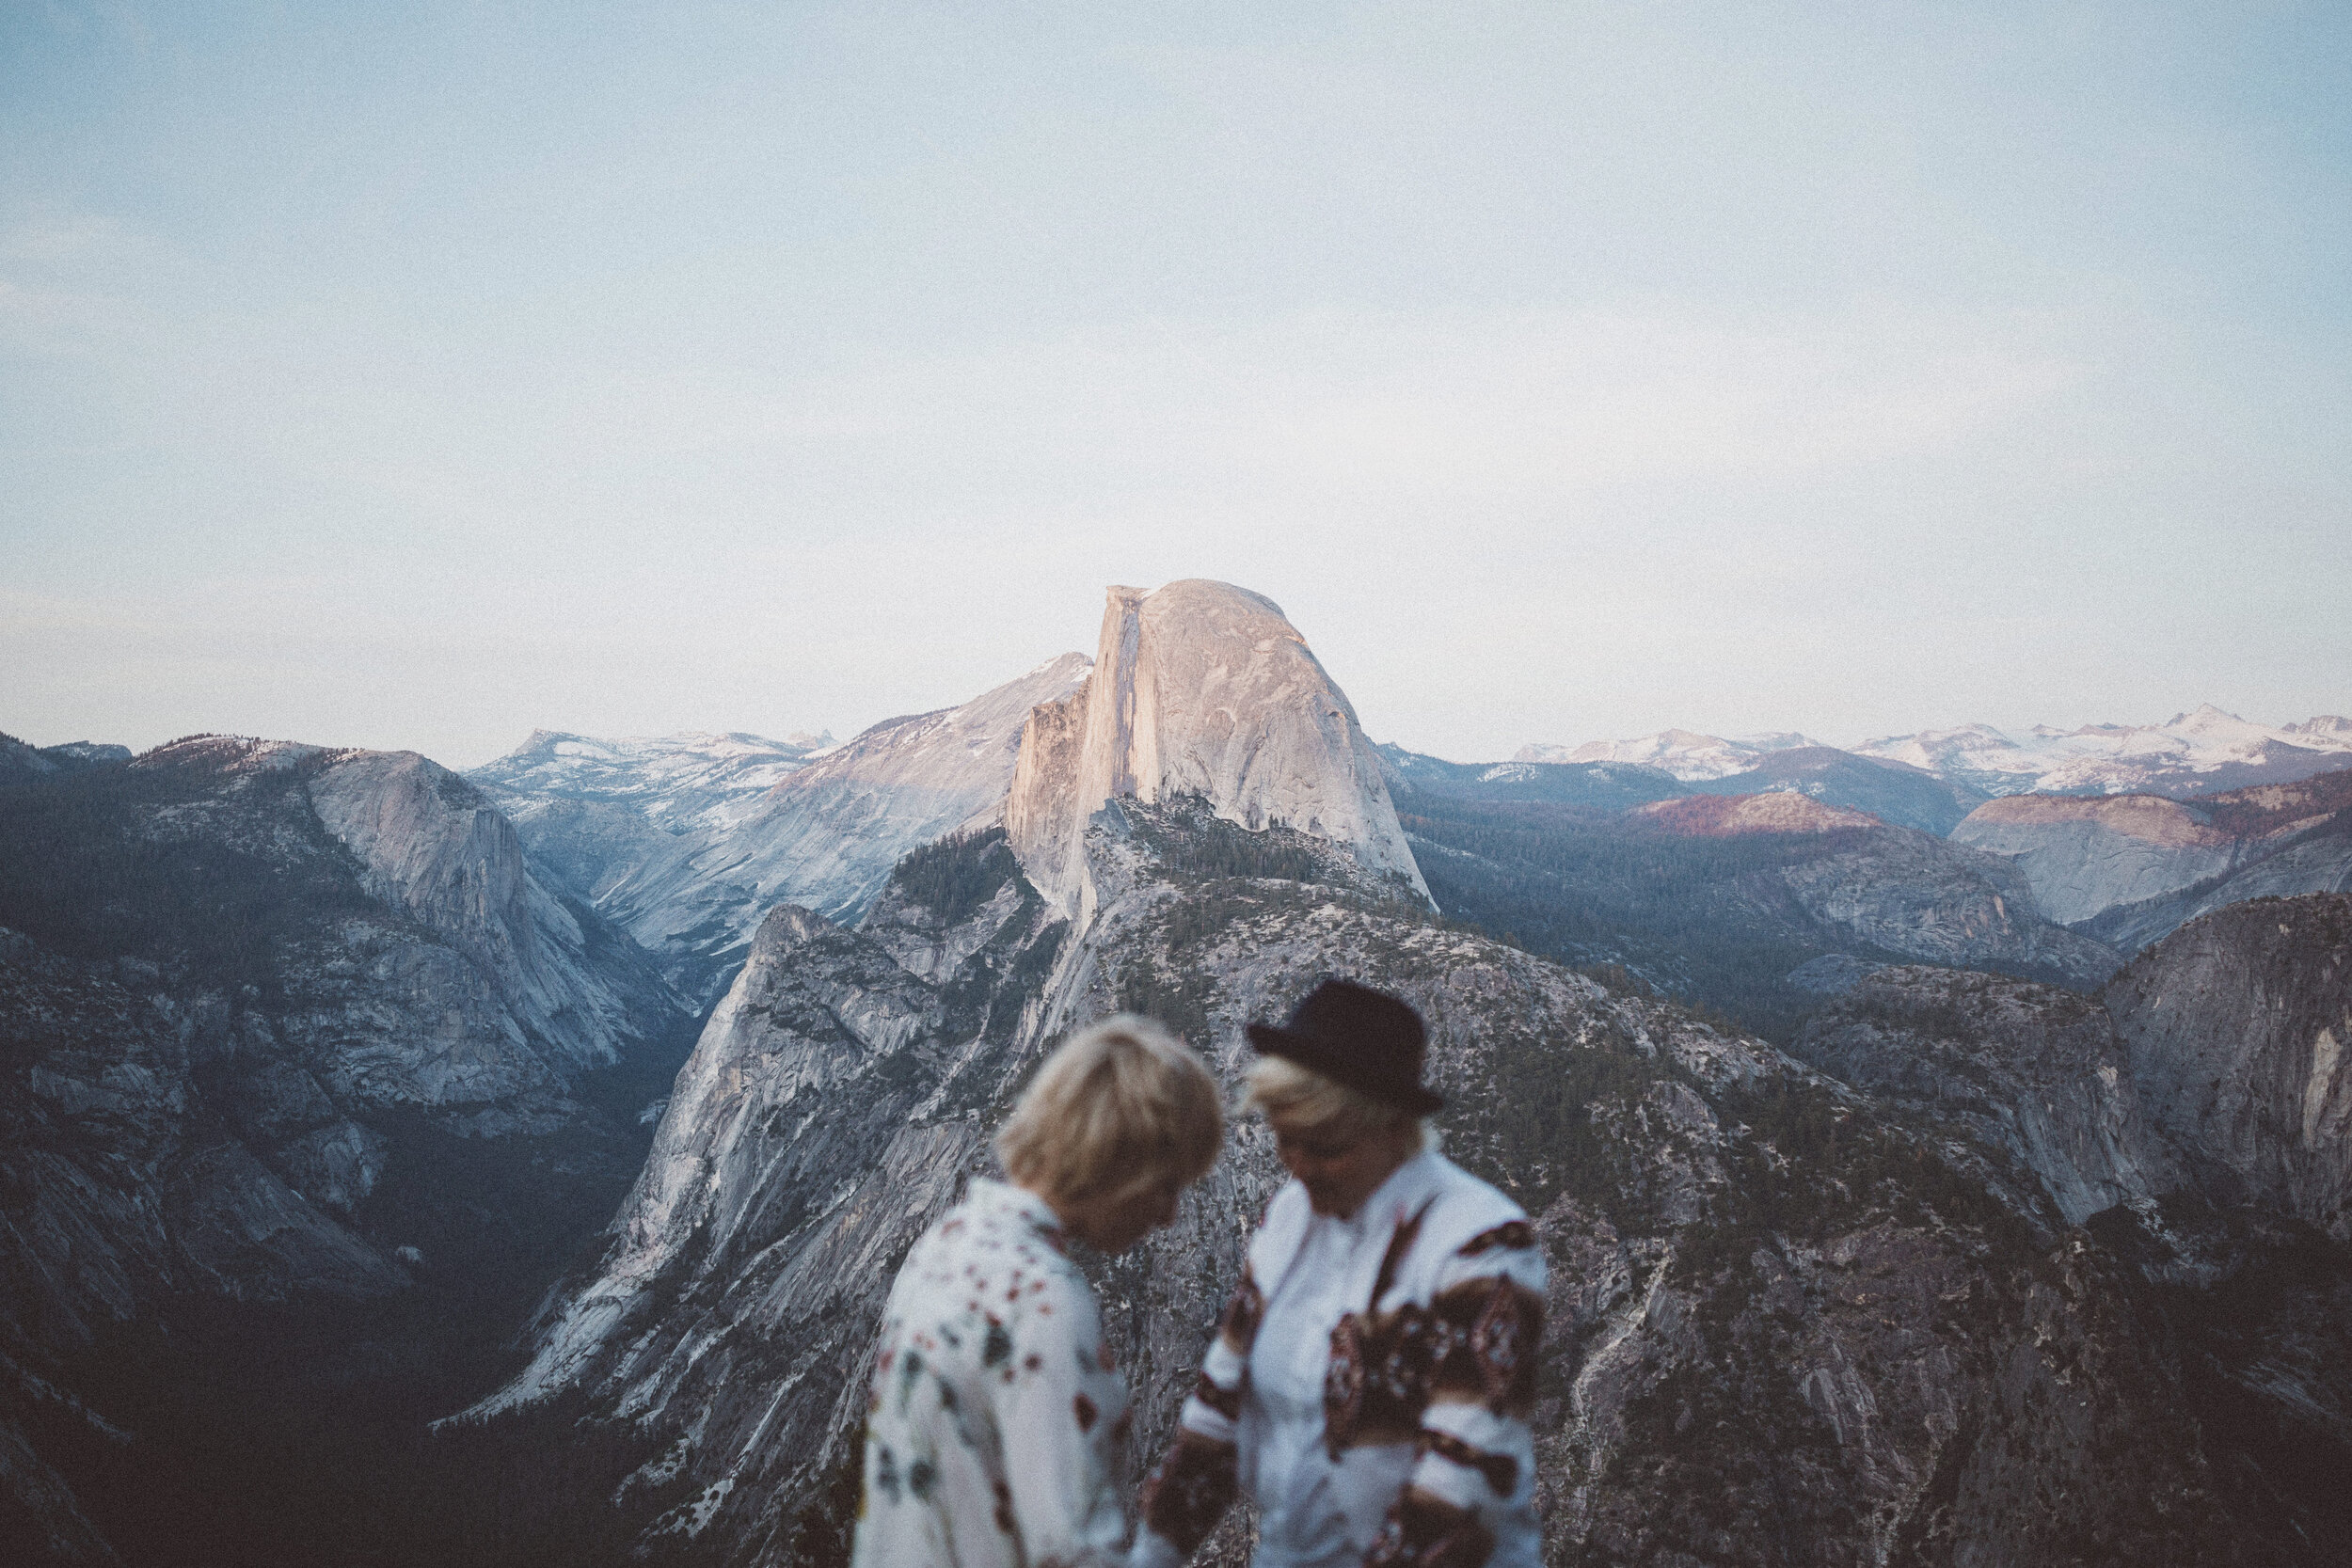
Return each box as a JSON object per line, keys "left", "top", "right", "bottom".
{"left": 5, "top": 1, "right": 2347, "bottom": 766}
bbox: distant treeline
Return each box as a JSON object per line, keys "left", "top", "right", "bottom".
{"left": 0, "top": 760, "right": 374, "bottom": 990}
{"left": 1399, "top": 797, "right": 1902, "bottom": 1042}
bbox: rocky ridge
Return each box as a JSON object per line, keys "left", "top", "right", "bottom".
{"left": 1854, "top": 705, "right": 2352, "bottom": 799}
{"left": 469, "top": 589, "right": 2332, "bottom": 1567}
{"left": 0, "top": 734, "right": 132, "bottom": 785}
{"left": 1518, "top": 708, "right": 2352, "bottom": 805}
{"left": 469, "top": 730, "right": 836, "bottom": 838}
{"left": 1513, "top": 728, "right": 1825, "bottom": 780}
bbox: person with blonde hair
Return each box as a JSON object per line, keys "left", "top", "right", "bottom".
{"left": 1135, "top": 979, "right": 1546, "bottom": 1568}
{"left": 853, "top": 1014, "right": 1223, "bottom": 1568}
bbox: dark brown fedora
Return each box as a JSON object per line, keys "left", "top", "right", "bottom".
{"left": 1245, "top": 978, "right": 1443, "bottom": 1116}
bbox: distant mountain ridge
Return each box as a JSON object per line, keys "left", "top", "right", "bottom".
{"left": 470, "top": 658, "right": 1091, "bottom": 1004}
{"left": 470, "top": 729, "right": 835, "bottom": 836}
{"left": 1517, "top": 705, "right": 2352, "bottom": 801}
{"left": 1514, "top": 727, "right": 1824, "bottom": 779}
{"left": 1953, "top": 769, "right": 2352, "bottom": 950}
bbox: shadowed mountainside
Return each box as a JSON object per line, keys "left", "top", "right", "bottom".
{"left": 0, "top": 736, "right": 694, "bottom": 1564}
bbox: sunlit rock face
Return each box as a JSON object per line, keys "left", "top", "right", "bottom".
{"left": 1951, "top": 793, "right": 2252, "bottom": 926}
{"left": 1007, "top": 580, "right": 1427, "bottom": 920}
{"left": 1951, "top": 770, "right": 2352, "bottom": 951}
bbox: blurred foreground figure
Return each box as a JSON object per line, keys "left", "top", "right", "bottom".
{"left": 852, "top": 1015, "right": 1223, "bottom": 1568}
{"left": 1136, "top": 980, "right": 1545, "bottom": 1568}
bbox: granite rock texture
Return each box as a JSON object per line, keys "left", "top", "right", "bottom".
{"left": 2108, "top": 895, "right": 2352, "bottom": 1235}
{"left": 1786, "top": 895, "right": 2352, "bottom": 1556}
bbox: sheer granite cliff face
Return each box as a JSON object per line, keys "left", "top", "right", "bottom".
{"left": 2107, "top": 895, "right": 2352, "bottom": 1236}
{"left": 0, "top": 737, "right": 689, "bottom": 1560}
{"left": 1787, "top": 895, "right": 2352, "bottom": 1555}
{"left": 1794, "top": 897, "right": 2352, "bottom": 1240}
{"left": 1793, "top": 967, "right": 2180, "bottom": 1227}
{"left": 463, "top": 831, "right": 1069, "bottom": 1560}
{"left": 1006, "top": 582, "right": 1427, "bottom": 921}
{"left": 486, "top": 800, "right": 2291, "bottom": 1567}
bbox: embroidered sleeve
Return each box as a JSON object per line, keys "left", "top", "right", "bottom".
{"left": 1364, "top": 1225, "right": 1544, "bottom": 1568}
{"left": 996, "top": 1269, "right": 1134, "bottom": 1568}
{"left": 1133, "top": 1265, "right": 1260, "bottom": 1565}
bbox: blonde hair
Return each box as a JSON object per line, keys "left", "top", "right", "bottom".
{"left": 1243, "top": 1055, "right": 1429, "bottom": 1153}
{"left": 996, "top": 1015, "right": 1224, "bottom": 1208}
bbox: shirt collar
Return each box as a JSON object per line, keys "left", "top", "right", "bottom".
{"left": 972, "top": 1177, "right": 1066, "bottom": 1240}
{"left": 1330, "top": 1148, "right": 1444, "bottom": 1238}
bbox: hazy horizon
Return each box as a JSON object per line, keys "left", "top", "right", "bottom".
{"left": 7, "top": 3, "right": 2347, "bottom": 768}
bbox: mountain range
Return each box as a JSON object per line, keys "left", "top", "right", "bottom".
{"left": 4, "top": 590, "right": 2350, "bottom": 1567}
{"left": 1521, "top": 706, "right": 2352, "bottom": 800}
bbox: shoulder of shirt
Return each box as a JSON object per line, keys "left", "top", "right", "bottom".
{"left": 1247, "top": 1180, "right": 1314, "bottom": 1275}
{"left": 1413, "top": 1154, "right": 1531, "bottom": 1255}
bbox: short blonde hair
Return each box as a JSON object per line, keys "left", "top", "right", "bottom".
{"left": 996, "top": 1015, "right": 1223, "bottom": 1208}
{"left": 1243, "top": 1055, "right": 1428, "bottom": 1153}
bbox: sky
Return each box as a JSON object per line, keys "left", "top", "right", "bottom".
{"left": 4, "top": 1, "right": 2348, "bottom": 768}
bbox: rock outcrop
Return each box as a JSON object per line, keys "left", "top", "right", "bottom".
{"left": 1952, "top": 792, "right": 2249, "bottom": 924}
{"left": 463, "top": 829, "right": 1070, "bottom": 1559}
{"left": 1814, "top": 896, "right": 2352, "bottom": 1226}
{"left": 1630, "top": 794, "right": 2121, "bottom": 985}
{"left": 1006, "top": 581, "right": 1426, "bottom": 920}
{"left": 1794, "top": 965, "right": 2179, "bottom": 1225}
{"left": 2107, "top": 895, "right": 2352, "bottom": 1236}
{"left": 310, "top": 749, "right": 664, "bottom": 1076}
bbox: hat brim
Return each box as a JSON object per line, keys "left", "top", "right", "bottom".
{"left": 1245, "top": 1022, "right": 1445, "bottom": 1116}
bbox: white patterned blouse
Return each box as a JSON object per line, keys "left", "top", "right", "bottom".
{"left": 853, "top": 1178, "right": 1136, "bottom": 1568}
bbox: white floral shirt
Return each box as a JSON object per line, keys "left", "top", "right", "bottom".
{"left": 853, "top": 1178, "right": 1136, "bottom": 1568}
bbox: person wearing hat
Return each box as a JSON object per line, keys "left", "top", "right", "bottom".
{"left": 1133, "top": 979, "right": 1546, "bottom": 1568}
